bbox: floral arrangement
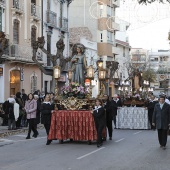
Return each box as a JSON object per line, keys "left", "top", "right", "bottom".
{"left": 61, "top": 82, "right": 89, "bottom": 98}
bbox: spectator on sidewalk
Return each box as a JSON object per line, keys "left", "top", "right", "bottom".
{"left": 34, "top": 94, "right": 41, "bottom": 129}
{"left": 25, "top": 93, "right": 39, "bottom": 139}
{"left": 7, "top": 97, "right": 16, "bottom": 130}
{"left": 15, "top": 92, "right": 25, "bottom": 129}
{"left": 152, "top": 95, "right": 170, "bottom": 150}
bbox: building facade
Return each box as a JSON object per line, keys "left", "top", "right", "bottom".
{"left": 0, "top": 0, "right": 42, "bottom": 102}
{"left": 149, "top": 50, "right": 170, "bottom": 96}
{"left": 42, "top": 0, "right": 70, "bottom": 94}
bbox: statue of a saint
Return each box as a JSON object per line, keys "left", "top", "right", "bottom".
{"left": 71, "top": 45, "right": 87, "bottom": 85}
{"left": 132, "top": 70, "right": 142, "bottom": 90}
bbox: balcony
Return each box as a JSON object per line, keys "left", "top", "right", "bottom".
{"left": 46, "top": 10, "right": 57, "bottom": 27}
{"left": 12, "top": 0, "right": 24, "bottom": 15}
{"left": 112, "top": 46, "right": 119, "bottom": 55}
{"left": 0, "top": 0, "right": 5, "bottom": 7}
{"left": 112, "top": 22, "right": 120, "bottom": 31}
{"left": 60, "top": 17, "right": 68, "bottom": 32}
{"left": 9, "top": 44, "right": 33, "bottom": 62}
{"left": 31, "top": 3, "right": 41, "bottom": 21}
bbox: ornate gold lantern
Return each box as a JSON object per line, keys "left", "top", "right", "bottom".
{"left": 98, "top": 68, "right": 106, "bottom": 80}
{"left": 87, "top": 65, "right": 94, "bottom": 79}
{"left": 53, "top": 65, "right": 61, "bottom": 99}
{"left": 96, "top": 58, "right": 103, "bottom": 69}
{"left": 53, "top": 65, "right": 61, "bottom": 79}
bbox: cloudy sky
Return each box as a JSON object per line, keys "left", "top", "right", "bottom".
{"left": 116, "top": 0, "right": 170, "bottom": 50}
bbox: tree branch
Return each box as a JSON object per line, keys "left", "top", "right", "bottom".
{"left": 32, "top": 56, "right": 52, "bottom": 76}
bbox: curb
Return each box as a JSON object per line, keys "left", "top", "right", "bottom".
{"left": 0, "top": 125, "right": 44, "bottom": 138}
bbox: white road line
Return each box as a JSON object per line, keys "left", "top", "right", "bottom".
{"left": 77, "top": 147, "right": 105, "bottom": 160}
{"left": 133, "top": 131, "right": 142, "bottom": 135}
{"left": 115, "top": 138, "right": 125, "bottom": 143}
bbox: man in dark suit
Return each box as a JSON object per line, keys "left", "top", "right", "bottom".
{"left": 152, "top": 96, "right": 170, "bottom": 150}
{"left": 111, "top": 94, "right": 122, "bottom": 129}
{"left": 145, "top": 95, "right": 158, "bottom": 130}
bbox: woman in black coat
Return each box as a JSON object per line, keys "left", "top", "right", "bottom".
{"left": 92, "top": 99, "right": 105, "bottom": 148}
{"left": 41, "top": 94, "right": 54, "bottom": 145}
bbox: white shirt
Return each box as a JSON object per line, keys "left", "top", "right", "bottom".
{"left": 165, "top": 98, "right": 170, "bottom": 105}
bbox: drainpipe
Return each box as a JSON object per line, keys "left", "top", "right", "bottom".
{"left": 41, "top": 0, "right": 43, "bottom": 91}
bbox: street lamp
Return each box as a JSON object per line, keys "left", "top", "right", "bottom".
{"left": 96, "top": 58, "right": 103, "bottom": 69}
{"left": 98, "top": 67, "right": 106, "bottom": 97}
{"left": 86, "top": 65, "right": 94, "bottom": 98}
{"left": 53, "top": 65, "right": 61, "bottom": 99}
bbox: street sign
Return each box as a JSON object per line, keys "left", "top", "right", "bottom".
{"left": 0, "top": 67, "right": 3, "bottom": 76}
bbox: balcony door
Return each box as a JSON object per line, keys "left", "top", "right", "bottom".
{"left": 10, "top": 70, "right": 20, "bottom": 96}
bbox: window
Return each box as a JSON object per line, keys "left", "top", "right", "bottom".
{"left": 107, "top": 6, "right": 112, "bottom": 17}
{"left": 31, "top": 74, "right": 37, "bottom": 93}
{"left": 13, "top": 19, "right": 19, "bottom": 44}
{"left": 31, "top": 26, "right": 36, "bottom": 47}
{"left": 100, "top": 32, "right": 103, "bottom": 42}
{"left": 107, "top": 31, "right": 112, "bottom": 42}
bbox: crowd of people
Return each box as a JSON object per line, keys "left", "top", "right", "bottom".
{"left": 0, "top": 89, "right": 55, "bottom": 145}
{"left": 0, "top": 91, "right": 170, "bottom": 149}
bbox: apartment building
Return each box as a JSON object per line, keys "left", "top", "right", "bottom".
{"left": 69, "top": 0, "right": 120, "bottom": 96}
{"left": 0, "top": 0, "right": 42, "bottom": 102}
{"left": 149, "top": 50, "right": 170, "bottom": 96}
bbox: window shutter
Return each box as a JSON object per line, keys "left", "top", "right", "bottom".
{"left": 13, "top": 19, "right": 19, "bottom": 44}
{"left": 31, "top": 26, "right": 36, "bottom": 46}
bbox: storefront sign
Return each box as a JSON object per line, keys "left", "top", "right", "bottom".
{"left": 0, "top": 67, "right": 3, "bottom": 76}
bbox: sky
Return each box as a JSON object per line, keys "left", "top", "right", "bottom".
{"left": 116, "top": 0, "right": 170, "bottom": 50}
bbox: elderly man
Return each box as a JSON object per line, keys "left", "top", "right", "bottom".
{"left": 152, "top": 96, "right": 170, "bottom": 150}
{"left": 111, "top": 94, "right": 122, "bottom": 129}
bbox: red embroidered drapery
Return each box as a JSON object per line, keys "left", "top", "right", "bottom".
{"left": 48, "top": 110, "right": 99, "bottom": 141}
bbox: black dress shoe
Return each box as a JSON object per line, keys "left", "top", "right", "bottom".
{"left": 26, "top": 136, "right": 31, "bottom": 139}
{"left": 97, "top": 143, "right": 103, "bottom": 148}
{"left": 46, "top": 140, "right": 52, "bottom": 145}
{"left": 32, "top": 132, "right": 39, "bottom": 138}
{"left": 109, "top": 137, "right": 112, "bottom": 140}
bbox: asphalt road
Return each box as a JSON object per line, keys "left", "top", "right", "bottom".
{"left": 0, "top": 129, "right": 170, "bottom": 170}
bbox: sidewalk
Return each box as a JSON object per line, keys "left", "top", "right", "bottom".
{"left": 0, "top": 124, "right": 44, "bottom": 138}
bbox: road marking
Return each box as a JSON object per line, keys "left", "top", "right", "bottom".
{"left": 133, "top": 131, "right": 142, "bottom": 135}
{"left": 115, "top": 138, "right": 125, "bottom": 143}
{"left": 77, "top": 147, "right": 105, "bottom": 160}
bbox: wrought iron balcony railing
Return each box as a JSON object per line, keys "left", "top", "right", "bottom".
{"left": 13, "top": 0, "right": 24, "bottom": 13}
{"left": 0, "top": 0, "right": 5, "bottom": 7}
{"left": 9, "top": 44, "right": 43, "bottom": 62}
{"left": 60, "top": 17, "right": 68, "bottom": 31}
{"left": 46, "top": 10, "right": 57, "bottom": 27}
